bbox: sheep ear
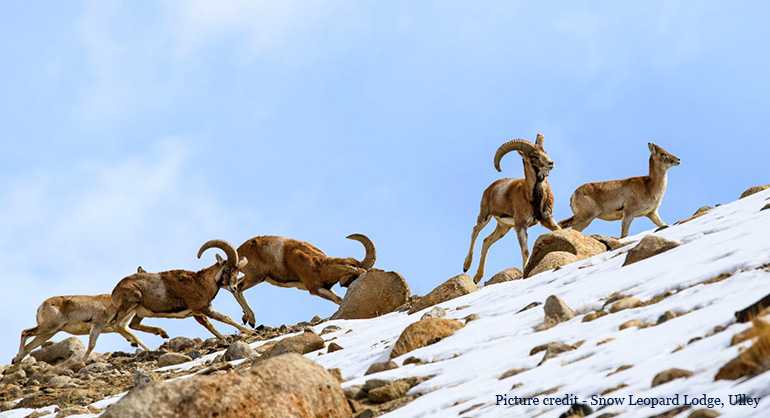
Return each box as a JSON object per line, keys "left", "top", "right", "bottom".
{"left": 215, "top": 254, "right": 224, "bottom": 265}
{"left": 648, "top": 142, "right": 656, "bottom": 153}
{"left": 238, "top": 256, "right": 248, "bottom": 269}
{"left": 535, "top": 133, "right": 544, "bottom": 147}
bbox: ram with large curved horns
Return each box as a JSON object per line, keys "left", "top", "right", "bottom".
{"left": 229, "top": 234, "right": 377, "bottom": 328}
{"left": 463, "top": 133, "right": 561, "bottom": 283}
{"left": 101, "top": 239, "right": 254, "bottom": 351}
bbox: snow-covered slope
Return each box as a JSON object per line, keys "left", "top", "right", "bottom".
{"left": 5, "top": 189, "right": 770, "bottom": 418}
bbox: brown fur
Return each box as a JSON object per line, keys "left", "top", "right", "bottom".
{"left": 12, "top": 294, "right": 163, "bottom": 364}
{"left": 103, "top": 241, "right": 254, "bottom": 351}
{"left": 560, "top": 143, "right": 680, "bottom": 238}
{"left": 231, "top": 235, "right": 376, "bottom": 327}
{"left": 463, "top": 134, "right": 560, "bottom": 283}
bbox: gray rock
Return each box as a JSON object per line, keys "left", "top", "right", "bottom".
{"left": 30, "top": 337, "right": 85, "bottom": 365}
{"left": 623, "top": 235, "right": 680, "bottom": 266}
{"left": 157, "top": 353, "right": 192, "bottom": 367}
{"left": 332, "top": 269, "right": 411, "bottom": 320}
{"left": 224, "top": 341, "right": 255, "bottom": 362}
{"left": 544, "top": 295, "right": 575, "bottom": 323}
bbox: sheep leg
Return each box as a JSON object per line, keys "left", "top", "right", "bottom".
{"left": 473, "top": 222, "right": 512, "bottom": 283}
{"left": 16, "top": 326, "right": 38, "bottom": 361}
{"left": 129, "top": 316, "right": 169, "bottom": 339}
{"left": 540, "top": 215, "right": 561, "bottom": 231}
{"left": 83, "top": 323, "right": 107, "bottom": 362}
{"left": 620, "top": 214, "right": 635, "bottom": 238}
{"left": 647, "top": 210, "right": 667, "bottom": 228}
{"left": 314, "top": 288, "right": 343, "bottom": 305}
{"left": 515, "top": 226, "right": 530, "bottom": 268}
{"left": 13, "top": 328, "right": 58, "bottom": 364}
{"left": 464, "top": 215, "right": 490, "bottom": 272}
{"left": 202, "top": 308, "right": 255, "bottom": 335}
{"left": 115, "top": 327, "right": 149, "bottom": 351}
{"left": 194, "top": 314, "right": 226, "bottom": 340}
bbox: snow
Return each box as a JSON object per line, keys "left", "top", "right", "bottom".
{"left": 4, "top": 189, "right": 770, "bottom": 417}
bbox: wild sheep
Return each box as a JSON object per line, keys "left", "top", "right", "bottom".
{"left": 560, "top": 143, "right": 680, "bottom": 238}
{"left": 230, "top": 234, "right": 376, "bottom": 327}
{"left": 463, "top": 134, "right": 560, "bottom": 283}
{"left": 107, "top": 239, "right": 253, "bottom": 345}
{"left": 12, "top": 293, "right": 162, "bottom": 364}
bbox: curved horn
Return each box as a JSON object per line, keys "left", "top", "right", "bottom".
{"left": 346, "top": 233, "right": 376, "bottom": 269}
{"left": 493, "top": 139, "right": 536, "bottom": 172}
{"left": 197, "top": 239, "right": 239, "bottom": 268}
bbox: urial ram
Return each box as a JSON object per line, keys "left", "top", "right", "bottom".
{"left": 104, "top": 240, "right": 253, "bottom": 353}
{"left": 231, "top": 234, "right": 376, "bottom": 327}
{"left": 560, "top": 142, "right": 680, "bottom": 238}
{"left": 463, "top": 133, "right": 560, "bottom": 283}
{"left": 12, "top": 292, "right": 164, "bottom": 365}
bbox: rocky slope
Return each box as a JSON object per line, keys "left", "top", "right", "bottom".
{"left": 3, "top": 187, "right": 770, "bottom": 418}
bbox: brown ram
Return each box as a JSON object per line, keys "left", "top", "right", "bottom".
{"left": 230, "top": 234, "right": 376, "bottom": 327}
{"left": 463, "top": 134, "right": 560, "bottom": 283}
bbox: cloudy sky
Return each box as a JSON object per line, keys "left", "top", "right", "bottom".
{"left": 1, "top": 1, "right": 769, "bottom": 360}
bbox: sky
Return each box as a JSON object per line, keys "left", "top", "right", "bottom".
{"left": 1, "top": 1, "right": 769, "bottom": 361}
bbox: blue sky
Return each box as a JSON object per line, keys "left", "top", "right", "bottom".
{"left": 1, "top": 1, "right": 769, "bottom": 361}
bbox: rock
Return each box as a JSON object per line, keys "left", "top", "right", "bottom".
{"left": 559, "top": 403, "right": 594, "bottom": 418}
{"left": 498, "top": 368, "right": 527, "bottom": 380}
{"left": 609, "top": 297, "right": 642, "bottom": 313}
{"left": 421, "top": 306, "right": 447, "bottom": 320}
{"left": 402, "top": 357, "right": 426, "bottom": 366}
{"left": 408, "top": 274, "right": 477, "bottom": 314}
{"left": 463, "top": 313, "right": 480, "bottom": 323}
{"left": 367, "top": 380, "right": 412, "bottom": 403}
{"left": 688, "top": 409, "right": 720, "bottom": 418}
{"left": 651, "top": 368, "right": 693, "bottom": 387}
{"left": 102, "top": 353, "right": 351, "bottom": 418}
{"left": 365, "top": 361, "right": 398, "bottom": 375}
{"left": 332, "top": 269, "right": 411, "bottom": 320}
{"left": 762, "top": 203, "right": 770, "bottom": 211}
{"left": 263, "top": 330, "right": 325, "bottom": 358}
{"left": 30, "top": 337, "right": 85, "bottom": 365}
{"left": 484, "top": 268, "right": 523, "bottom": 286}
{"left": 327, "top": 342, "right": 344, "bottom": 353}
{"left": 623, "top": 235, "right": 681, "bottom": 266}
{"left": 1, "top": 369, "right": 26, "bottom": 384}
{"left": 224, "top": 341, "right": 254, "bottom": 361}
{"left": 320, "top": 325, "right": 341, "bottom": 335}
{"left": 79, "top": 362, "right": 111, "bottom": 375}
{"left": 165, "top": 336, "right": 197, "bottom": 352}
{"left": 740, "top": 184, "right": 770, "bottom": 199}
{"left": 676, "top": 206, "right": 713, "bottom": 225}
{"left": 47, "top": 375, "right": 72, "bottom": 388}
{"left": 132, "top": 369, "right": 156, "bottom": 389}
{"left": 582, "top": 310, "right": 608, "bottom": 322}
{"left": 524, "top": 229, "right": 606, "bottom": 277}
{"left": 390, "top": 318, "right": 464, "bottom": 358}
{"left": 530, "top": 341, "right": 581, "bottom": 365}
{"left": 327, "top": 368, "right": 343, "bottom": 383}
{"left": 657, "top": 311, "right": 678, "bottom": 324}
{"left": 544, "top": 295, "right": 575, "bottom": 323}
{"left": 527, "top": 251, "right": 579, "bottom": 277}
{"left": 619, "top": 319, "right": 645, "bottom": 330}
{"left": 590, "top": 234, "right": 626, "bottom": 251}
{"left": 362, "top": 378, "right": 390, "bottom": 393}
{"left": 156, "top": 352, "right": 192, "bottom": 367}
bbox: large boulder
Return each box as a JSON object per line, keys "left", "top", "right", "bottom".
{"left": 390, "top": 318, "right": 464, "bottom": 358}
{"left": 740, "top": 184, "right": 770, "bottom": 199}
{"left": 30, "top": 337, "right": 85, "bottom": 365}
{"left": 484, "top": 268, "right": 523, "bottom": 286}
{"left": 524, "top": 230, "right": 606, "bottom": 277}
{"left": 101, "top": 354, "right": 351, "bottom": 418}
{"left": 408, "top": 274, "right": 477, "bottom": 314}
{"left": 527, "top": 252, "right": 578, "bottom": 277}
{"left": 263, "top": 330, "right": 325, "bottom": 358}
{"left": 157, "top": 352, "right": 192, "bottom": 367}
{"left": 623, "top": 235, "right": 680, "bottom": 266}
{"left": 332, "top": 269, "right": 411, "bottom": 320}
